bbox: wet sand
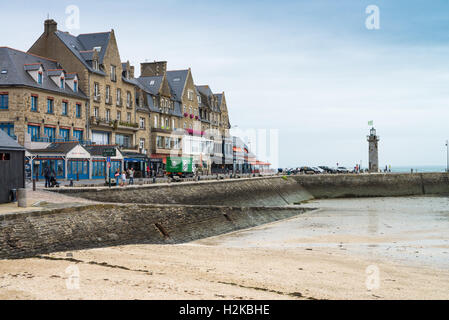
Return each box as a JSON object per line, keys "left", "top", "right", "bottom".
{"left": 0, "top": 196, "right": 448, "bottom": 300}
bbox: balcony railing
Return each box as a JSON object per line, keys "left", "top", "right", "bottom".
{"left": 105, "top": 95, "right": 112, "bottom": 105}
{"left": 93, "top": 95, "right": 101, "bottom": 103}
{"left": 126, "top": 100, "right": 133, "bottom": 108}
{"left": 31, "top": 137, "right": 92, "bottom": 145}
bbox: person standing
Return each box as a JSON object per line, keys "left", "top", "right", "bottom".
{"left": 121, "top": 171, "right": 127, "bottom": 186}
{"left": 129, "top": 168, "right": 134, "bottom": 185}
{"left": 114, "top": 169, "right": 120, "bottom": 187}
{"left": 44, "top": 166, "right": 51, "bottom": 188}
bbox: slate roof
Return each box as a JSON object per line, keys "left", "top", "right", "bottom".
{"left": 166, "top": 70, "right": 189, "bottom": 102}
{"left": 137, "top": 76, "right": 163, "bottom": 95}
{"left": 54, "top": 31, "right": 109, "bottom": 76}
{"left": 84, "top": 145, "right": 120, "bottom": 157}
{"left": 0, "top": 47, "right": 87, "bottom": 99}
{"left": 29, "top": 142, "right": 81, "bottom": 154}
{"left": 47, "top": 69, "right": 64, "bottom": 77}
{"left": 0, "top": 130, "right": 24, "bottom": 151}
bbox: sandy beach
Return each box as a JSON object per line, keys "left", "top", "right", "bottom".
{"left": 1, "top": 196, "right": 448, "bottom": 300}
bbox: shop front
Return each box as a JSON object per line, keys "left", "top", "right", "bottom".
{"left": 27, "top": 142, "right": 91, "bottom": 180}
{"left": 85, "top": 145, "right": 123, "bottom": 180}
{"left": 123, "top": 152, "right": 149, "bottom": 178}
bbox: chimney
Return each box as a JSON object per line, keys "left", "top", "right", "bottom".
{"left": 140, "top": 61, "right": 167, "bottom": 77}
{"left": 130, "top": 66, "right": 135, "bottom": 78}
{"left": 44, "top": 19, "right": 57, "bottom": 36}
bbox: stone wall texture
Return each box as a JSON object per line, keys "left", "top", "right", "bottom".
{"left": 51, "top": 173, "right": 449, "bottom": 205}
{"left": 0, "top": 204, "right": 307, "bottom": 259}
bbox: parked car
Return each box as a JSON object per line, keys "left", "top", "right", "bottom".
{"left": 319, "top": 166, "right": 337, "bottom": 174}
{"left": 311, "top": 167, "right": 324, "bottom": 174}
{"left": 299, "top": 166, "right": 316, "bottom": 174}
{"left": 336, "top": 167, "right": 350, "bottom": 174}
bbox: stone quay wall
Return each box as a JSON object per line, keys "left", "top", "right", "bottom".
{"left": 51, "top": 173, "right": 449, "bottom": 205}
{"left": 0, "top": 204, "right": 309, "bottom": 259}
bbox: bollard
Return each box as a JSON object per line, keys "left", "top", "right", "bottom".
{"left": 69, "top": 179, "right": 74, "bottom": 187}
{"left": 17, "top": 188, "right": 27, "bottom": 208}
{"left": 76, "top": 173, "right": 79, "bottom": 181}
{"left": 32, "top": 178, "right": 36, "bottom": 191}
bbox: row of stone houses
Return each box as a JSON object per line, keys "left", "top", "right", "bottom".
{"left": 0, "top": 19, "right": 265, "bottom": 179}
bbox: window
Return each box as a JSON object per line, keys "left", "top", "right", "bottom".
{"left": 59, "top": 128, "right": 70, "bottom": 141}
{"left": 0, "top": 93, "right": 9, "bottom": 109}
{"left": 139, "top": 138, "right": 145, "bottom": 150}
{"left": 165, "top": 137, "right": 171, "bottom": 149}
{"left": 106, "top": 85, "right": 110, "bottom": 103}
{"left": 116, "top": 89, "right": 121, "bottom": 105}
{"left": 117, "top": 111, "right": 121, "bottom": 121}
{"left": 38, "top": 72, "right": 43, "bottom": 84}
{"left": 0, "top": 123, "right": 14, "bottom": 138}
{"left": 92, "top": 131, "right": 110, "bottom": 145}
{"left": 154, "top": 115, "right": 158, "bottom": 128}
{"left": 94, "top": 82, "right": 100, "bottom": 97}
{"left": 28, "top": 125, "right": 40, "bottom": 141}
{"left": 172, "top": 119, "right": 175, "bottom": 130}
{"left": 47, "top": 98, "right": 54, "bottom": 114}
{"left": 156, "top": 136, "right": 163, "bottom": 148}
{"left": 127, "top": 92, "right": 131, "bottom": 107}
{"left": 165, "top": 118, "right": 169, "bottom": 128}
{"left": 60, "top": 78, "right": 64, "bottom": 89}
{"left": 93, "top": 60, "right": 99, "bottom": 71}
{"left": 150, "top": 80, "right": 155, "bottom": 86}
{"left": 62, "top": 101, "right": 68, "bottom": 115}
{"left": 187, "top": 90, "right": 194, "bottom": 101}
{"left": 0, "top": 153, "right": 10, "bottom": 161}
{"left": 115, "top": 134, "right": 131, "bottom": 148}
{"left": 127, "top": 112, "right": 131, "bottom": 122}
{"left": 75, "top": 103, "right": 82, "bottom": 118}
{"left": 31, "top": 95, "right": 38, "bottom": 111}
{"left": 140, "top": 117, "right": 145, "bottom": 129}
{"left": 106, "top": 109, "right": 110, "bottom": 121}
{"left": 73, "top": 130, "right": 83, "bottom": 141}
{"left": 44, "top": 127, "right": 56, "bottom": 142}
{"left": 94, "top": 107, "right": 99, "bottom": 118}
{"left": 110, "top": 65, "right": 117, "bottom": 81}
{"left": 74, "top": 81, "right": 78, "bottom": 92}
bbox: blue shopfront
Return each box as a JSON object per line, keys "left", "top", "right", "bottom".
{"left": 27, "top": 142, "right": 92, "bottom": 180}
{"left": 67, "top": 159, "right": 89, "bottom": 180}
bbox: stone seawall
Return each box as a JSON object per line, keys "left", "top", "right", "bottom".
{"left": 50, "top": 176, "right": 314, "bottom": 206}
{"left": 292, "top": 172, "right": 449, "bottom": 198}
{"left": 51, "top": 173, "right": 449, "bottom": 205}
{"left": 0, "top": 204, "right": 309, "bottom": 259}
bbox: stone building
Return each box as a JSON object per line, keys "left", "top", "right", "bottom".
{"left": 0, "top": 47, "right": 88, "bottom": 148}
{"left": 136, "top": 63, "right": 182, "bottom": 172}
{"left": 28, "top": 20, "right": 142, "bottom": 158}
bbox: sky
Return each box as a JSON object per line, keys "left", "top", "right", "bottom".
{"left": 1, "top": 0, "right": 449, "bottom": 168}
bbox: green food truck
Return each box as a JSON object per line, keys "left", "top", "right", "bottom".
{"left": 166, "top": 157, "right": 194, "bottom": 178}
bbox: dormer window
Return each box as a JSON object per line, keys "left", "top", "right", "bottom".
{"left": 150, "top": 80, "right": 155, "bottom": 86}
{"left": 60, "top": 77, "right": 64, "bottom": 89}
{"left": 38, "top": 72, "right": 43, "bottom": 84}
{"left": 93, "top": 60, "right": 99, "bottom": 71}
{"left": 74, "top": 81, "right": 78, "bottom": 92}
{"left": 93, "top": 46, "right": 101, "bottom": 52}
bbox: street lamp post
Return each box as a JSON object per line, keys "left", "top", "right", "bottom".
{"left": 446, "top": 140, "right": 449, "bottom": 173}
